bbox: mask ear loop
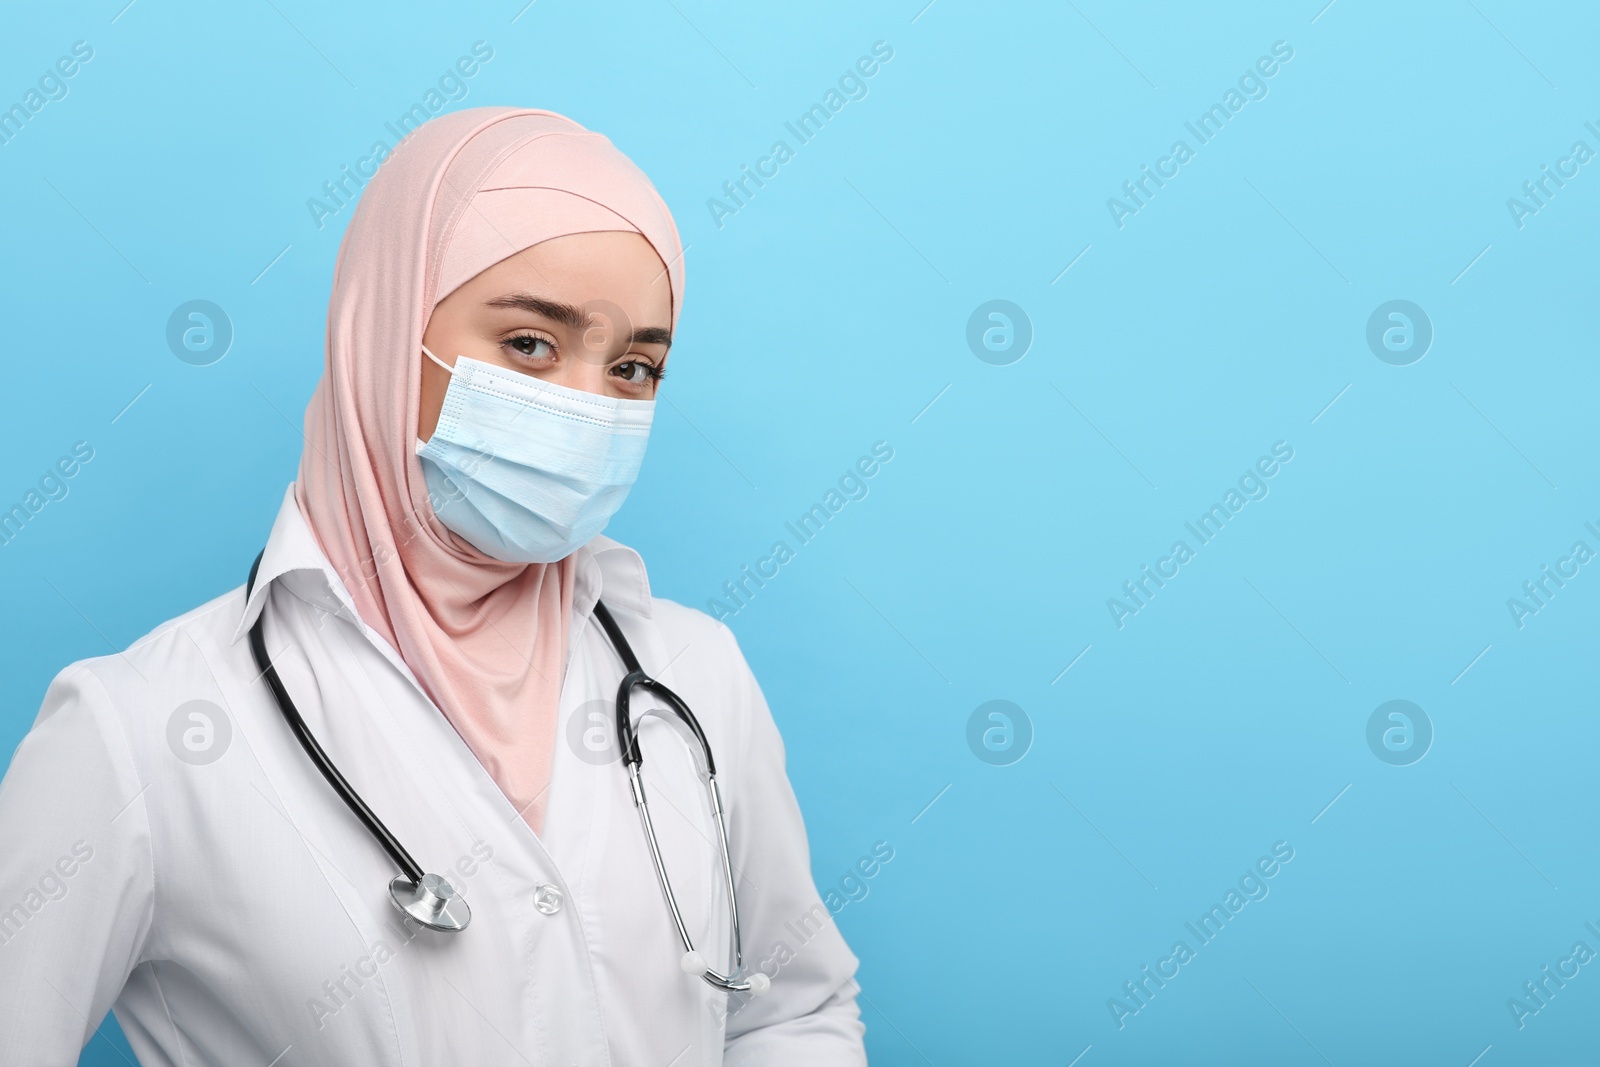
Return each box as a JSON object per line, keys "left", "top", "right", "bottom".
{"left": 417, "top": 344, "right": 457, "bottom": 455}
{"left": 421, "top": 343, "right": 455, "bottom": 375}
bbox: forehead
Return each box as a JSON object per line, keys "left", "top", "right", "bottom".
{"left": 472, "top": 232, "right": 672, "bottom": 314}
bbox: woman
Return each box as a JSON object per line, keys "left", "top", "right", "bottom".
{"left": 0, "top": 107, "right": 866, "bottom": 1065}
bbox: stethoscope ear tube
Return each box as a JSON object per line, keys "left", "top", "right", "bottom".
{"left": 594, "top": 600, "right": 716, "bottom": 777}
{"left": 613, "top": 669, "right": 650, "bottom": 768}
{"left": 612, "top": 673, "right": 717, "bottom": 778}
{"left": 625, "top": 759, "right": 760, "bottom": 993}
{"left": 593, "top": 599, "right": 761, "bottom": 994}
{"left": 246, "top": 550, "right": 470, "bottom": 933}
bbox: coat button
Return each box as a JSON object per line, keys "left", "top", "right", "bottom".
{"left": 533, "top": 883, "right": 563, "bottom": 915}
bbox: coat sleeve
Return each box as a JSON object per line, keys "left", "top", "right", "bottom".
{"left": 714, "top": 622, "right": 868, "bottom": 1065}
{"left": 0, "top": 662, "right": 154, "bottom": 1067}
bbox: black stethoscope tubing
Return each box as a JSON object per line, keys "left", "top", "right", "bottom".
{"left": 587, "top": 591, "right": 715, "bottom": 778}
{"left": 246, "top": 549, "right": 426, "bottom": 885}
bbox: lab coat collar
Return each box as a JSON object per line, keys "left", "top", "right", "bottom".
{"left": 577, "top": 533, "right": 655, "bottom": 620}
{"left": 231, "top": 484, "right": 654, "bottom": 646}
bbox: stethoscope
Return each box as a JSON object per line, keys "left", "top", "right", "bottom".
{"left": 244, "top": 550, "right": 769, "bottom": 996}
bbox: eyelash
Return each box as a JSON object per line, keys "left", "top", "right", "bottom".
{"left": 502, "top": 332, "right": 665, "bottom": 384}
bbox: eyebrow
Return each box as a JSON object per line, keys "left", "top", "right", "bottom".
{"left": 484, "top": 292, "right": 672, "bottom": 348}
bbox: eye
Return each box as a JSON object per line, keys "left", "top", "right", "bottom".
{"left": 503, "top": 333, "right": 556, "bottom": 361}
{"left": 613, "top": 360, "right": 664, "bottom": 387}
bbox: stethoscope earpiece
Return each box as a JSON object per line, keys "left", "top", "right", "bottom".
{"left": 389, "top": 872, "right": 472, "bottom": 932}
{"left": 682, "top": 951, "right": 769, "bottom": 995}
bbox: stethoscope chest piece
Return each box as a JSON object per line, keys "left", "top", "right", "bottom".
{"left": 390, "top": 873, "right": 471, "bottom": 932}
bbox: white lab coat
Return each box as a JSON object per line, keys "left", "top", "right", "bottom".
{"left": 0, "top": 486, "right": 866, "bottom": 1066}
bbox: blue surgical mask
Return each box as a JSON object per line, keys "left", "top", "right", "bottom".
{"left": 415, "top": 344, "right": 655, "bottom": 563}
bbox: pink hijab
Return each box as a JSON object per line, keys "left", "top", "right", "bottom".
{"left": 295, "top": 107, "right": 684, "bottom": 836}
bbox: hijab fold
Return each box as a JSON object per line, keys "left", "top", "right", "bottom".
{"left": 294, "top": 107, "right": 684, "bottom": 835}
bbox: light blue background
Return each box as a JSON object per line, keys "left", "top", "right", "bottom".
{"left": 2, "top": 1, "right": 1596, "bottom": 1063}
